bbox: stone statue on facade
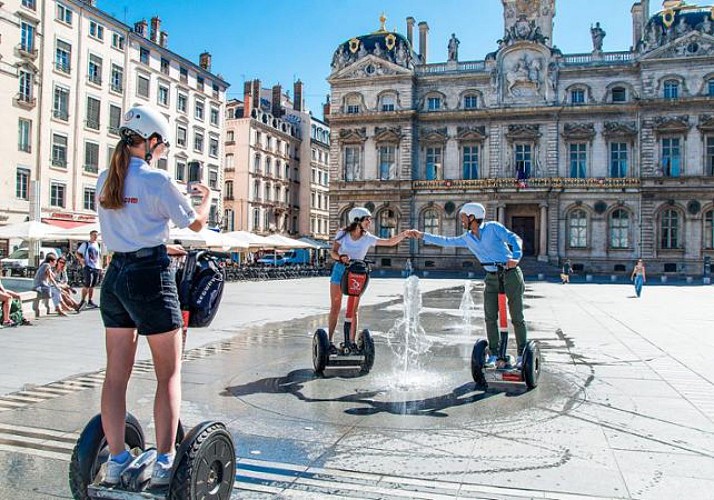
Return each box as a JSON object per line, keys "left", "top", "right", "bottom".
{"left": 373, "top": 41, "right": 383, "bottom": 58}
{"left": 331, "top": 47, "right": 348, "bottom": 71}
{"left": 448, "top": 33, "right": 460, "bottom": 61}
{"left": 701, "top": 15, "right": 713, "bottom": 35}
{"left": 357, "top": 42, "right": 368, "bottom": 59}
{"left": 395, "top": 40, "right": 408, "bottom": 66}
{"left": 590, "top": 22, "right": 606, "bottom": 51}
{"left": 548, "top": 61, "right": 559, "bottom": 91}
{"left": 675, "top": 17, "right": 689, "bottom": 38}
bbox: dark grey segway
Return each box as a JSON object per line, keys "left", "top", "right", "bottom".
{"left": 470, "top": 263, "right": 542, "bottom": 391}
{"left": 69, "top": 414, "right": 235, "bottom": 499}
{"left": 312, "top": 260, "right": 375, "bottom": 375}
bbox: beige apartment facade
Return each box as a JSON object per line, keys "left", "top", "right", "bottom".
{"left": 1, "top": 0, "right": 229, "bottom": 243}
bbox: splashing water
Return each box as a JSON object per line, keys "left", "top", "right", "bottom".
{"left": 387, "top": 275, "right": 434, "bottom": 386}
{"left": 459, "top": 280, "right": 477, "bottom": 333}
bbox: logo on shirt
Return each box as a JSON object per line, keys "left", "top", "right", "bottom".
{"left": 123, "top": 197, "right": 139, "bottom": 204}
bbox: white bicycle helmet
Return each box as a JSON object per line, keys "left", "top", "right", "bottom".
{"left": 459, "top": 202, "right": 486, "bottom": 219}
{"left": 120, "top": 105, "right": 171, "bottom": 147}
{"left": 348, "top": 207, "right": 372, "bottom": 223}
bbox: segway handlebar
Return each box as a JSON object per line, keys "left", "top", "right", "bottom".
{"left": 191, "top": 249, "right": 231, "bottom": 260}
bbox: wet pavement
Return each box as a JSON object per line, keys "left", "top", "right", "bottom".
{"left": 0, "top": 277, "right": 713, "bottom": 499}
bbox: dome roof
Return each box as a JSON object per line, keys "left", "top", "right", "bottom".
{"left": 640, "top": 4, "right": 714, "bottom": 52}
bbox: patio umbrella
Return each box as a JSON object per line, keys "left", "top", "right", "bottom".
{"left": 263, "top": 234, "right": 315, "bottom": 249}
{"left": 169, "top": 227, "right": 249, "bottom": 249}
{"left": 46, "top": 222, "right": 102, "bottom": 241}
{"left": 0, "top": 220, "right": 67, "bottom": 240}
{"left": 222, "top": 231, "right": 275, "bottom": 249}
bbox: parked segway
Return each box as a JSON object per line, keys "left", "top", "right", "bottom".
{"left": 69, "top": 250, "right": 236, "bottom": 499}
{"left": 313, "top": 259, "right": 375, "bottom": 375}
{"left": 470, "top": 262, "right": 541, "bottom": 390}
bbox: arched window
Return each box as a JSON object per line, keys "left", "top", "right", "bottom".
{"left": 609, "top": 209, "right": 629, "bottom": 249}
{"left": 568, "top": 209, "right": 588, "bottom": 248}
{"left": 660, "top": 209, "right": 680, "bottom": 249}
{"left": 380, "top": 93, "right": 396, "bottom": 112}
{"left": 664, "top": 80, "right": 679, "bottom": 100}
{"left": 345, "top": 94, "right": 361, "bottom": 114}
{"left": 423, "top": 209, "right": 440, "bottom": 234}
{"left": 463, "top": 94, "right": 478, "bottom": 110}
{"left": 377, "top": 209, "right": 397, "bottom": 239}
{"left": 705, "top": 210, "right": 714, "bottom": 249}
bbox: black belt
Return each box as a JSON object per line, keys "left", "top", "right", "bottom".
{"left": 113, "top": 244, "right": 166, "bottom": 260}
{"left": 486, "top": 267, "right": 517, "bottom": 275}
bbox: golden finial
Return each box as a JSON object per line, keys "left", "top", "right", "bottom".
{"left": 379, "top": 12, "right": 387, "bottom": 32}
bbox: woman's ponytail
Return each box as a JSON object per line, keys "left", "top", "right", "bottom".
{"left": 99, "top": 135, "right": 140, "bottom": 209}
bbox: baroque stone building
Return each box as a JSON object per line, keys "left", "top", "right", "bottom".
{"left": 327, "top": 1, "right": 714, "bottom": 276}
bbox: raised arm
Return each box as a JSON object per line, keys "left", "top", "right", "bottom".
{"left": 375, "top": 230, "right": 409, "bottom": 247}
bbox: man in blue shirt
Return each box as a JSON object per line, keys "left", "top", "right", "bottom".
{"left": 408, "top": 202, "right": 527, "bottom": 367}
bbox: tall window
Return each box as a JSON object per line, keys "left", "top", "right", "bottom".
{"left": 56, "top": 3, "right": 72, "bottom": 24}
{"left": 515, "top": 144, "right": 532, "bottom": 179}
{"left": 226, "top": 130, "right": 235, "bottom": 142}
{"left": 86, "top": 97, "right": 100, "bottom": 130}
{"left": 378, "top": 210, "right": 396, "bottom": 239}
{"left": 52, "top": 134, "right": 68, "bottom": 167}
{"left": 660, "top": 209, "right": 680, "bottom": 249}
{"left": 706, "top": 137, "right": 714, "bottom": 176}
{"left": 209, "top": 137, "right": 219, "bottom": 158}
{"left": 22, "top": 0, "right": 36, "bottom": 10}
{"left": 225, "top": 153, "right": 234, "bottom": 170}
{"left": 136, "top": 75, "right": 149, "bottom": 98}
{"left": 425, "top": 146, "right": 442, "bottom": 180}
{"left": 179, "top": 66, "right": 188, "bottom": 83}
{"left": 225, "top": 181, "right": 234, "bottom": 199}
{"left": 210, "top": 107, "right": 219, "bottom": 126}
{"left": 50, "top": 182, "right": 66, "bottom": 207}
{"left": 88, "top": 54, "right": 102, "bottom": 85}
{"left": 708, "top": 79, "right": 714, "bottom": 97}
{"left": 18, "top": 70, "right": 33, "bottom": 101}
{"left": 188, "top": 162, "right": 201, "bottom": 182}
{"left": 264, "top": 183, "right": 271, "bottom": 201}
{"left": 160, "top": 57, "right": 170, "bottom": 75}
{"left": 177, "top": 92, "right": 187, "bottom": 113}
{"left": 55, "top": 40, "right": 71, "bottom": 73}
{"left": 196, "top": 76, "right": 204, "bottom": 91}
{"left": 110, "top": 64, "right": 123, "bottom": 92}
{"left": 345, "top": 95, "right": 360, "bottom": 114}
{"left": 464, "top": 94, "right": 478, "bottom": 110}
{"left": 208, "top": 168, "right": 218, "bottom": 189}
{"left": 84, "top": 142, "right": 99, "bottom": 173}
{"left": 705, "top": 210, "right": 714, "bottom": 249}
{"left": 252, "top": 208, "right": 260, "bottom": 231}
{"left": 111, "top": 32, "right": 124, "bottom": 50}
{"left": 568, "top": 209, "right": 587, "bottom": 248}
{"left": 89, "top": 20, "right": 104, "bottom": 40}
{"left": 610, "top": 142, "right": 628, "bottom": 178}
{"left": 569, "top": 143, "right": 587, "bottom": 178}
{"left": 53, "top": 85, "right": 69, "bottom": 120}
{"left": 253, "top": 154, "right": 261, "bottom": 173}
{"left": 344, "top": 146, "right": 361, "bottom": 181}
{"left": 378, "top": 145, "right": 396, "bottom": 180}
{"left": 109, "top": 105, "right": 122, "bottom": 135}
{"left": 139, "top": 47, "right": 150, "bottom": 65}
{"left": 463, "top": 145, "right": 479, "bottom": 179}
{"left": 176, "top": 126, "right": 187, "bottom": 148}
{"left": 175, "top": 160, "right": 186, "bottom": 181}
{"left": 663, "top": 80, "right": 679, "bottom": 100}
{"left": 609, "top": 209, "right": 630, "bottom": 249}
{"left": 193, "top": 131, "right": 204, "bottom": 152}
{"left": 195, "top": 100, "right": 204, "bottom": 121}
{"left": 18, "top": 119, "right": 31, "bottom": 153}
{"left": 253, "top": 180, "right": 260, "bottom": 200}
{"left": 21, "top": 22, "right": 36, "bottom": 53}
{"left": 661, "top": 137, "right": 681, "bottom": 177}
{"left": 423, "top": 209, "right": 440, "bottom": 234}
{"left": 158, "top": 85, "right": 169, "bottom": 106}
{"left": 83, "top": 187, "right": 96, "bottom": 211}
{"left": 16, "top": 168, "right": 30, "bottom": 200}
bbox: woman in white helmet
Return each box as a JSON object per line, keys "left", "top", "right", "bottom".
{"left": 328, "top": 207, "right": 408, "bottom": 351}
{"left": 408, "top": 202, "right": 528, "bottom": 367}
{"left": 95, "top": 104, "right": 212, "bottom": 487}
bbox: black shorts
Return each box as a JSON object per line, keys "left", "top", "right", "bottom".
{"left": 83, "top": 266, "right": 101, "bottom": 288}
{"left": 100, "top": 245, "right": 182, "bottom": 336}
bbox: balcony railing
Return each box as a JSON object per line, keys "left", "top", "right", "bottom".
{"left": 55, "top": 61, "right": 71, "bottom": 74}
{"left": 86, "top": 119, "right": 100, "bottom": 130}
{"left": 17, "top": 44, "right": 39, "bottom": 60}
{"left": 412, "top": 177, "right": 641, "bottom": 190}
{"left": 87, "top": 74, "right": 102, "bottom": 86}
{"left": 84, "top": 164, "right": 99, "bottom": 174}
{"left": 53, "top": 109, "right": 69, "bottom": 121}
{"left": 51, "top": 158, "right": 67, "bottom": 168}
{"left": 14, "top": 93, "right": 36, "bottom": 108}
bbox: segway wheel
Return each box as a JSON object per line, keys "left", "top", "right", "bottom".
{"left": 170, "top": 421, "right": 236, "bottom": 500}
{"left": 312, "top": 328, "right": 330, "bottom": 375}
{"left": 522, "top": 340, "right": 541, "bottom": 390}
{"left": 357, "top": 329, "right": 375, "bottom": 374}
{"left": 69, "top": 413, "right": 145, "bottom": 500}
{"left": 471, "top": 339, "right": 489, "bottom": 389}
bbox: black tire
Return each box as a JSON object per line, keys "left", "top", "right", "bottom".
{"left": 68, "top": 413, "right": 145, "bottom": 500}
{"left": 471, "top": 339, "right": 489, "bottom": 389}
{"left": 312, "top": 328, "right": 330, "bottom": 375}
{"left": 357, "top": 329, "right": 375, "bottom": 374}
{"left": 522, "top": 340, "right": 541, "bottom": 390}
{"left": 170, "top": 421, "right": 236, "bottom": 500}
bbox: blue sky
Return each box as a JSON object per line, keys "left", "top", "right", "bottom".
{"left": 98, "top": 1, "right": 663, "bottom": 117}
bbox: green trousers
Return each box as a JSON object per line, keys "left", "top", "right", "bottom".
{"left": 483, "top": 267, "right": 527, "bottom": 355}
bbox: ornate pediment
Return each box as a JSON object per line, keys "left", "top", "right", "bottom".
{"left": 603, "top": 121, "right": 637, "bottom": 138}
{"left": 653, "top": 115, "right": 690, "bottom": 134}
{"left": 641, "top": 30, "right": 714, "bottom": 59}
{"left": 456, "top": 126, "right": 487, "bottom": 142}
{"left": 374, "top": 127, "right": 402, "bottom": 143}
{"left": 338, "top": 127, "right": 367, "bottom": 143}
{"left": 329, "top": 41, "right": 415, "bottom": 81}
{"left": 562, "top": 123, "right": 595, "bottom": 141}
{"left": 505, "top": 124, "right": 541, "bottom": 141}
{"left": 420, "top": 127, "right": 448, "bottom": 143}
{"left": 698, "top": 114, "right": 714, "bottom": 132}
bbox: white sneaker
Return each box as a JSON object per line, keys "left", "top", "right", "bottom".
{"left": 484, "top": 355, "right": 498, "bottom": 368}
{"left": 104, "top": 452, "right": 132, "bottom": 485}
{"left": 150, "top": 453, "right": 174, "bottom": 487}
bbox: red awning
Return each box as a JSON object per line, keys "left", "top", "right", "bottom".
{"left": 43, "top": 219, "right": 93, "bottom": 229}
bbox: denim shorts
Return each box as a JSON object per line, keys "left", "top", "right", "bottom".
{"left": 330, "top": 262, "right": 346, "bottom": 285}
{"left": 100, "top": 245, "right": 182, "bottom": 336}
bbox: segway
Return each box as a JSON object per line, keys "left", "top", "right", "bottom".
{"left": 69, "top": 250, "right": 236, "bottom": 499}
{"left": 313, "top": 260, "right": 375, "bottom": 375}
{"left": 470, "top": 263, "right": 541, "bottom": 390}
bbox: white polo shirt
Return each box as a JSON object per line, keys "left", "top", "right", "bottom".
{"left": 334, "top": 230, "right": 378, "bottom": 261}
{"left": 96, "top": 157, "right": 196, "bottom": 253}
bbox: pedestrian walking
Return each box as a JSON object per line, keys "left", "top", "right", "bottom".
{"left": 561, "top": 258, "right": 572, "bottom": 284}
{"left": 76, "top": 230, "right": 102, "bottom": 310}
{"left": 95, "top": 104, "right": 211, "bottom": 487}
{"left": 631, "top": 258, "right": 646, "bottom": 298}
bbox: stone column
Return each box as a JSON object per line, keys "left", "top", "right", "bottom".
{"left": 497, "top": 203, "right": 506, "bottom": 225}
{"left": 539, "top": 203, "right": 548, "bottom": 261}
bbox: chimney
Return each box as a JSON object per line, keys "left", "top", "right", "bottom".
{"left": 199, "top": 51, "right": 211, "bottom": 71}
{"left": 134, "top": 19, "right": 147, "bottom": 38}
{"left": 406, "top": 17, "right": 415, "bottom": 48}
{"left": 149, "top": 16, "right": 161, "bottom": 43}
{"left": 293, "top": 79, "right": 304, "bottom": 112}
{"left": 159, "top": 31, "right": 168, "bottom": 48}
{"left": 418, "top": 21, "right": 429, "bottom": 64}
{"left": 243, "top": 81, "right": 252, "bottom": 118}
{"left": 323, "top": 95, "right": 331, "bottom": 124}
{"left": 251, "top": 79, "right": 261, "bottom": 112}
{"left": 271, "top": 84, "right": 282, "bottom": 117}
{"left": 631, "top": 2, "right": 644, "bottom": 48}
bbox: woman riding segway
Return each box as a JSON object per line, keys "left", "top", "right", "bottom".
{"left": 94, "top": 104, "right": 211, "bottom": 487}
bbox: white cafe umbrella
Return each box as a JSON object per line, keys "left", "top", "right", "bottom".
{"left": 47, "top": 222, "right": 102, "bottom": 241}
{"left": 169, "top": 227, "right": 248, "bottom": 249}
{"left": 0, "top": 220, "right": 67, "bottom": 240}
{"left": 222, "top": 231, "right": 275, "bottom": 249}
{"left": 263, "top": 234, "right": 316, "bottom": 249}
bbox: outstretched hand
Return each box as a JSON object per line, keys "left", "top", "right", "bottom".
{"left": 405, "top": 229, "right": 423, "bottom": 239}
